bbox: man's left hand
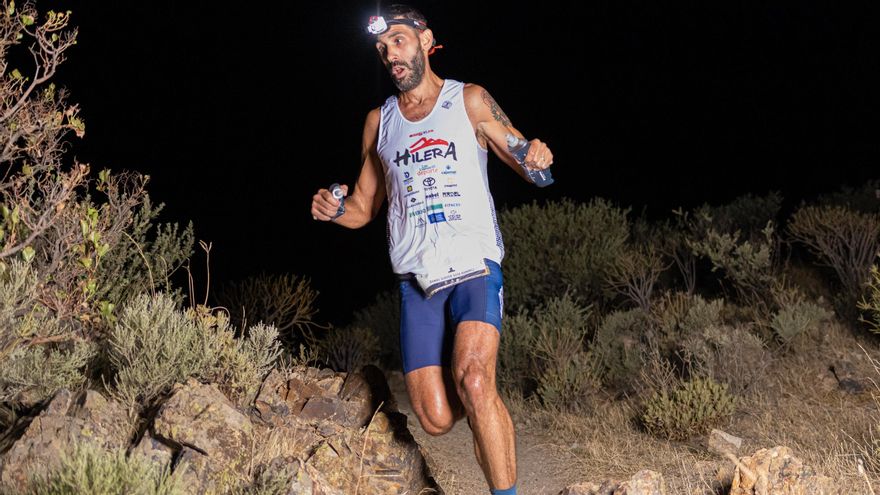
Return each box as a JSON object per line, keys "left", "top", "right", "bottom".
{"left": 523, "top": 139, "right": 554, "bottom": 170}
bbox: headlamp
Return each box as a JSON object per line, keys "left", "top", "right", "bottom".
{"left": 366, "top": 15, "right": 426, "bottom": 35}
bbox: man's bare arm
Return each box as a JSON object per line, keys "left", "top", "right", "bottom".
{"left": 311, "top": 109, "right": 386, "bottom": 228}
{"left": 463, "top": 84, "right": 554, "bottom": 181}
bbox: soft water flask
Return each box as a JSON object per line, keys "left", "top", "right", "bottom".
{"left": 506, "top": 134, "right": 554, "bottom": 187}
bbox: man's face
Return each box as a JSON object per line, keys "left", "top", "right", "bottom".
{"left": 375, "top": 24, "right": 427, "bottom": 92}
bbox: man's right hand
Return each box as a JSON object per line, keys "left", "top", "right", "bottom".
{"left": 311, "top": 184, "right": 349, "bottom": 221}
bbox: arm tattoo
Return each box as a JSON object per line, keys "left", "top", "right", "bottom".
{"left": 481, "top": 89, "right": 512, "bottom": 127}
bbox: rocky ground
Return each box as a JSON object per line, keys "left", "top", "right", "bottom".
{"left": 388, "top": 371, "right": 584, "bottom": 494}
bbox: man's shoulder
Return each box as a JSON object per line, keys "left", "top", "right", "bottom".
{"left": 462, "top": 82, "right": 489, "bottom": 102}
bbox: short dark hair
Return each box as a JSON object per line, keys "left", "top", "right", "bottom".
{"left": 383, "top": 4, "right": 429, "bottom": 27}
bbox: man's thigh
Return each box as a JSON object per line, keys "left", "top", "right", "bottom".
{"left": 399, "top": 279, "right": 455, "bottom": 373}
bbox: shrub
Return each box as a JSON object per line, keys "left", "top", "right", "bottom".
{"left": 94, "top": 196, "right": 194, "bottom": 310}
{"left": 24, "top": 441, "right": 185, "bottom": 495}
{"left": 859, "top": 260, "right": 880, "bottom": 334}
{"left": 528, "top": 294, "right": 600, "bottom": 410}
{"left": 592, "top": 308, "right": 650, "bottom": 390}
{"left": 499, "top": 198, "right": 630, "bottom": 312}
{"left": 688, "top": 221, "right": 778, "bottom": 305}
{"left": 500, "top": 293, "right": 599, "bottom": 409}
{"left": 0, "top": 261, "right": 94, "bottom": 406}
{"left": 108, "top": 293, "right": 282, "bottom": 411}
{"left": 650, "top": 291, "right": 725, "bottom": 355}
{"left": 498, "top": 311, "right": 538, "bottom": 394}
{"left": 640, "top": 377, "right": 736, "bottom": 441}
{"left": 318, "top": 325, "right": 380, "bottom": 373}
{"left": 346, "top": 289, "right": 400, "bottom": 369}
{"left": 604, "top": 244, "right": 669, "bottom": 312}
{"left": 680, "top": 324, "right": 770, "bottom": 395}
{"left": 0, "top": 3, "right": 194, "bottom": 411}
{"left": 788, "top": 204, "right": 880, "bottom": 312}
{"left": 692, "top": 192, "right": 783, "bottom": 239}
{"left": 769, "top": 288, "right": 834, "bottom": 345}
{"left": 213, "top": 273, "right": 319, "bottom": 345}
{"left": 816, "top": 179, "right": 880, "bottom": 214}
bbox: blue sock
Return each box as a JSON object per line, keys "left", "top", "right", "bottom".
{"left": 491, "top": 485, "right": 516, "bottom": 495}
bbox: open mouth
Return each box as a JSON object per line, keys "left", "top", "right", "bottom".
{"left": 392, "top": 65, "right": 407, "bottom": 78}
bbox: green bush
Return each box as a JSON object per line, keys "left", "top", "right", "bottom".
{"left": 688, "top": 221, "right": 778, "bottom": 305}
{"left": 816, "top": 179, "right": 880, "bottom": 214}
{"left": 859, "top": 260, "right": 880, "bottom": 334}
{"left": 592, "top": 308, "right": 650, "bottom": 390}
{"left": 108, "top": 293, "right": 281, "bottom": 412}
{"left": 345, "top": 289, "right": 400, "bottom": 369}
{"left": 680, "top": 324, "right": 769, "bottom": 395}
{"left": 213, "top": 273, "right": 319, "bottom": 345}
{"left": 94, "top": 195, "right": 194, "bottom": 310}
{"left": 0, "top": 261, "right": 94, "bottom": 406}
{"left": 500, "top": 293, "right": 599, "bottom": 409}
{"left": 498, "top": 311, "right": 538, "bottom": 394}
{"left": 499, "top": 198, "right": 630, "bottom": 312}
{"left": 0, "top": 3, "right": 195, "bottom": 414}
{"left": 691, "top": 192, "right": 783, "bottom": 240}
{"left": 640, "top": 377, "right": 736, "bottom": 441}
{"left": 769, "top": 289, "right": 834, "bottom": 345}
{"left": 24, "top": 442, "right": 185, "bottom": 495}
{"left": 604, "top": 244, "right": 669, "bottom": 312}
{"left": 788, "top": 204, "right": 880, "bottom": 314}
{"left": 318, "top": 325, "right": 380, "bottom": 373}
{"left": 650, "top": 291, "right": 725, "bottom": 355}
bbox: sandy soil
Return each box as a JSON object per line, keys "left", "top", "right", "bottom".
{"left": 387, "top": 372, "right": 583, "bottom": 495}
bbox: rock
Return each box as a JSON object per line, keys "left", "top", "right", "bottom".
{"left": 559, "top": 470, "right": 665, "bottom": 495}
{"left": 708, "top": 428, "right": 743, "bottom": 455}
{"left": 152, "top": 379, "right": 255, "bottom": 493}
{"left": 1, "top": 366, "right": 438, "bottom": 495}
{"left": 258, "top": 457, "right": 314, "bottom": 494}
{"left": 303, "top": 409, "right": 434, "bottom": 494}
{"left": 730, "top": 446, "right": 842, "bottom": 495}
{"left": 559, "top": 482, "right": 613, "bottom": 495}
{"left": 0, "top": 389, "right": 130, "bottom": 491}
{"left": 831, "top": 359, "right": 870, "bottom": 394}
{"left": 619, "top": 470, "right": 666, "bottom": 495}
{"left": 131, "top": 431, "right": 176, "bottom": 469}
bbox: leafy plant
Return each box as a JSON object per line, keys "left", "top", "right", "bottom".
{"left": 499, "top": 198, "right": 630, "bottom": 312}
{"left": 788, "top": 204, "right": 880, "bottom": 314}
{"left": 640, "top": 377, "right": 736, "bottom": 441}
{"left": 24, "top": 441, "right": 185, "bottom": 495}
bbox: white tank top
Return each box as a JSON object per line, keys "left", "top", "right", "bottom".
{"left": 377, "top": 80, "right": 504, "bottom": 291}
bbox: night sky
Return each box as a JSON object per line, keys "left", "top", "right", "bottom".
{"left": 35, "top": 1, "right": 880, "bottom": 323}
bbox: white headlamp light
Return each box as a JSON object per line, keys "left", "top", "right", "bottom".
{"left": 367, "top": 16, "right": 388, "bottom": 35}
{"left": 366, "top": 15, "right": 426, "bottom": 35}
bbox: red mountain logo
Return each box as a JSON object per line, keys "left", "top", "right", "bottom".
{"left": 410, "top": 137, "right": 449, "bottom": 153}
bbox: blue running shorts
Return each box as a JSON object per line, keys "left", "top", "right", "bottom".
{"left": 399, "top": 259, "right": 504, "bottom": 374}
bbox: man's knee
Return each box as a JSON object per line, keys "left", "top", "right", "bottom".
{"left": 455, "top": 363, "right": 496, "bottom": 409}
{"left": 413, "top": 403, "right": 456, "bottom": 436}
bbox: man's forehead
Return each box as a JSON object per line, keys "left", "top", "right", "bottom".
{"left": 377, "top": 24, "right": 418, "bottom": 41}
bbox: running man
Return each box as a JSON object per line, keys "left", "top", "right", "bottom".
{"left": 310, "top": 5, "right": 553, "bottom": 494}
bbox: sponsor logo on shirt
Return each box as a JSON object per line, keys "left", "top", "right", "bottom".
{"left": 394, "top": 138, "right": 458, "bottom": 167}
{"left": 442, "top": 191, "right": 461, "bottom": 197}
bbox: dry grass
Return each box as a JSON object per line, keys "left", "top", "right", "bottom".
{"left": 500, "top": 319, "right": 880, "bottom": 494}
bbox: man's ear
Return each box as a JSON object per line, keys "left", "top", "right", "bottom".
{"left": 420, "top": 28, "right": 434, "bottom": 52}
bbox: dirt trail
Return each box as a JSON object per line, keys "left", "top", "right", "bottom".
{"left": 387, "top": 372, "right": 582, "bottom": 495}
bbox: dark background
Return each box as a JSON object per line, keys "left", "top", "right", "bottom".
{"left": 34, "top": 1, "right": 880, "bottom": 323}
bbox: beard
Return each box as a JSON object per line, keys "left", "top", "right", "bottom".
{"left": 387, "top": 50, "right": 426, "bottom": 92}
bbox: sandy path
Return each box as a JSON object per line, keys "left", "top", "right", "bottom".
{"left": 387, "top": 372, "right": 582, "bottom": 495}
